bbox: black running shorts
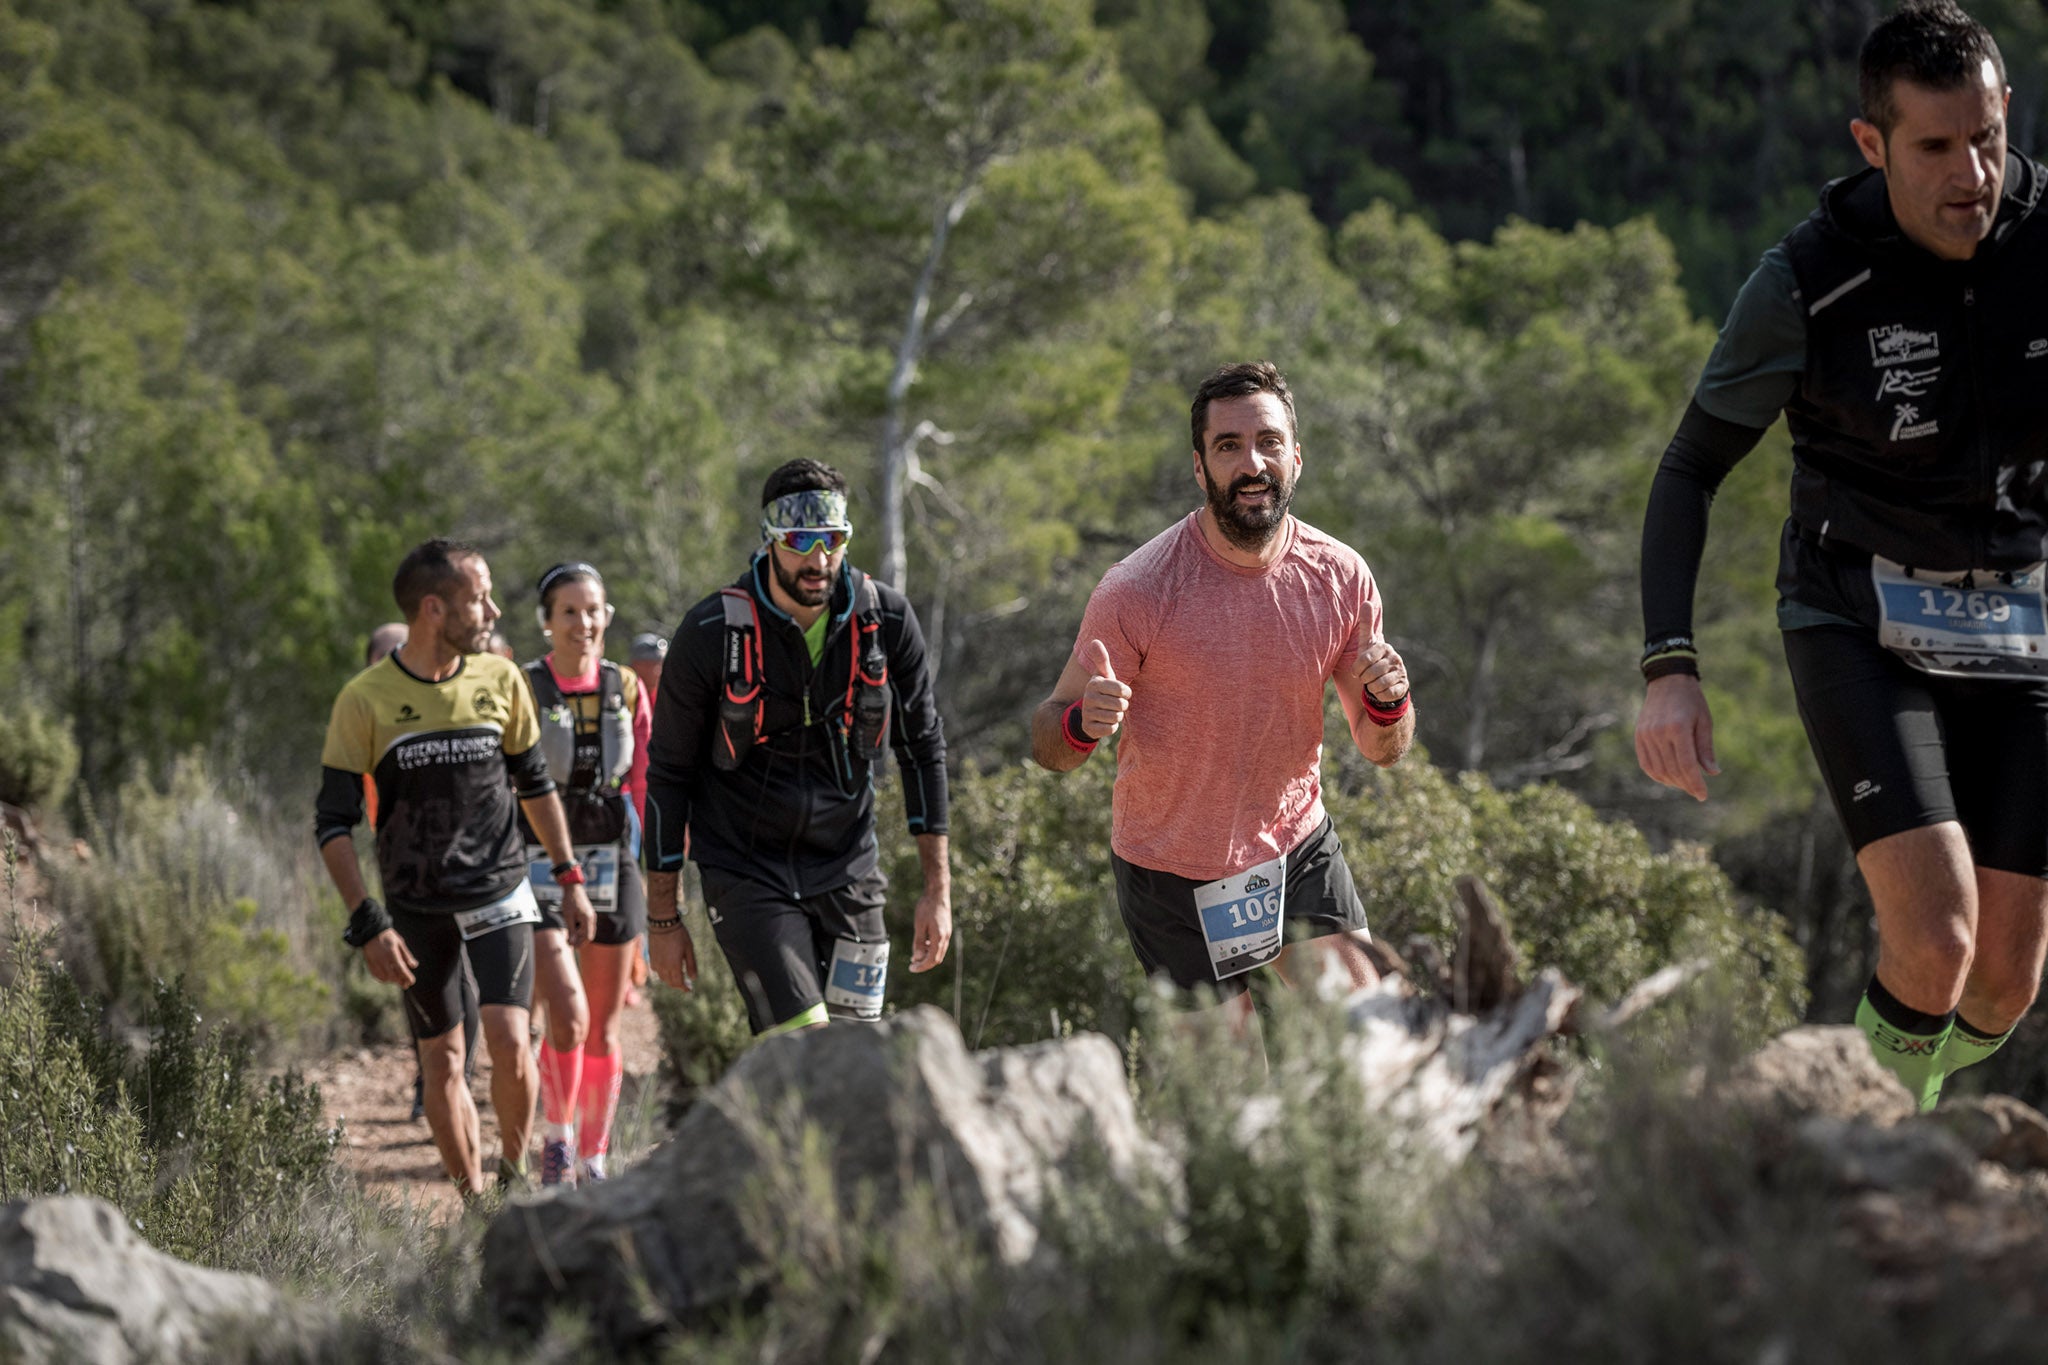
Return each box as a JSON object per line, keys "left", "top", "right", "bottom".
{"left": 1110, "top": 816, "right": 1369, "bottom": 999}
{"left": 533, "top": 845, "right": 648, "bottom": 944}
{"left": 697, "top": 865, "right": 889, "bottom": 1034}
{"left": 391, "top": 906, "right": 536, "bottom": 1040}
{"left": 1783, "top": 623, "right": 2048, "bottom": 876}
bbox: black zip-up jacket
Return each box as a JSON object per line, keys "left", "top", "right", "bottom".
{"left": 642, "top": 555, "right": 949, "bottom": 899}
{"left": 1780, "top": 154, "right": 2048, "bottom": 570}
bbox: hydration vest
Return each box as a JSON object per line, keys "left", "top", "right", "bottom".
{"left": 525, "top": 658, "right": 634, "bottom": 797}
{"left": 713, "top": 572, "right": 892, "bottom": 772}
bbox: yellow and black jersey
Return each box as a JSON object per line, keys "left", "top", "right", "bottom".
{"left": 316, "top": 652, "right": 554, "bottom": 915}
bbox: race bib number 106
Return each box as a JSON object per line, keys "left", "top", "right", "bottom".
{"left": 1193, "top": 853, "right": 1285, "bottom": 982}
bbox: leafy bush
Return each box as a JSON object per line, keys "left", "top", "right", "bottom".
{"left": 0, "top": 696, "right": 78, "bottom": 812}
{"left": 651, "top": 878, "right": 755, "bottom": 1108}
{"left": 1325, "top": 743, "right": 1807, "bottom": 1037}
{"left": 0, "top": 913, "right": 335, "bottom": 1267}
{"left": 885, "top": 757, "right": 1146, "bottom": 1051}
{"left": 49, "top": 757, "right": 341, "bottom": 1056}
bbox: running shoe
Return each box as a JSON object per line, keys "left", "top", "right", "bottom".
{"left": 579, "top": 1155, "right": 609, "bottom": 1184}
{"left": 496, "top": 1156, "right": 531, "bottom": 1193}
{"left": 540, "top": 1138, "right": 576, "bottom": 1188}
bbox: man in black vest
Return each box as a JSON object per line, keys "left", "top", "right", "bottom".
{"left": 641, "top": 459, "right": 952, "bottom": 1033}
{"left": 1637, "top": 1, "right": 2048, "bottom": 1110}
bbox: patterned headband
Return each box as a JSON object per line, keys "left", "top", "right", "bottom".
{"left": 762, "top": 489, "right": 850, "bottom": 534}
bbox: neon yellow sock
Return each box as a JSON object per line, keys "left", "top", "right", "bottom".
{"left": 760, "top": 1001, "right": 829, "bottom": 1038}
{"left": 1936, "top": 1014, "right": 2014, "bottom": 1083}
{"left": 1855, "top": 989, "right": 1953, "bottom": 1112}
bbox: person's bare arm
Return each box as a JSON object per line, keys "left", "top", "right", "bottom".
{"left": 1031, "top": 640, "right": 1132, "bottom": 772}
{"left": 519, "top": 790, "right": 597, "bottom": 946}
{"left": 646, "top": 869, "right": 698, "bottom": 990}
{"left": 318, "top": 835, "right": 416, "bottom": 988}
{"left": 1336, "top": 639, "right": 1416, "bottom": 768}
{"left": 1635, "top": 674, "right": 1718, "bottom": 802}
{"left": 908, "top": 833, "right": 951, "bottom": 971}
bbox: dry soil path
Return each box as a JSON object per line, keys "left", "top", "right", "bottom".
{"left": 307, "top": 990, "right": 666, "bottom": 1223}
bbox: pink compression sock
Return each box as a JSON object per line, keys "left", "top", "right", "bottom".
{"left": 538, "top": 1041, "right": 584, "bottom": 1132}
{"left": 578, "top": 1048, "right": 623, "bottom": 1160}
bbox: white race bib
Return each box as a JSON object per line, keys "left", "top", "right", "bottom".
{"left": 454, "top": 880, "right": 541, "bottom": 941}
{"left": 1872, "top": 556, "right": 2048, "bottom": 680}
{"left": 1194, "top": 852, "right": 1285, "bottom": 982}
{"left": 526, "top": 844, "right": 621, "bottom": 912}
{"left": 823, "top": 938, "right": 889, "bottom": 1018}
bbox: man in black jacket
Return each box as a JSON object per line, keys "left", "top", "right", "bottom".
{"left": 1636, "top": 1, "right": 2048, "bottom": 1109}
{"left": 643, "top": 459, "right": 951, "bottom": 1033}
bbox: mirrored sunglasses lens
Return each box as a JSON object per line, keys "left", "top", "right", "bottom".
{"left": 782, "top": 529, "right": 846, "bottom": 554}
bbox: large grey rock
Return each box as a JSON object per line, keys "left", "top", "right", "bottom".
{"left": 1919, "top": 1094, "right": 2048, "bottom": 1172}
{"left": 1722, "top": 1026, "right": 1915, "bottom": 1128}
{"left": 1792, "top": 1116, "right": 1979, "bottom": 1199}
{"left": 0, "top": 1196, "right": 293, "bottom": 1365}
{"left": 483, "top": 1006, "right": 1166, "bottom": 1347}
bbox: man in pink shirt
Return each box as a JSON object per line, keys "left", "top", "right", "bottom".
{"left": 1032, "top": 361, "right": 1416, "bottom": 1013}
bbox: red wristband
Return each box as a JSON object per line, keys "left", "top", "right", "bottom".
{"left": 1362, "top": 689, "right": 1411, "bottom": 727}
{"left": 553, "top": 863, "right": 586, "bottom": 887}
{"left": 1061, "top": 698, "right": 1099, "bottom": 753}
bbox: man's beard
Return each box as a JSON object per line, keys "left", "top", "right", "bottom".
{"left": 772, "top": 552, "right": 833, "bottom": 608}
{"left": 442, "top": 617, "right": 490, "bottom": 655}
{"left": 1202, "top": 462, "right": 1295, "bottom": 550}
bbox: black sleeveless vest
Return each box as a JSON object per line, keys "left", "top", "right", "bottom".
{"left": 1777, "top": 156, "right": 2048, "bottom": 570}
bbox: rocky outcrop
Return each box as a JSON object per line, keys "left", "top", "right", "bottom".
{"left": 482, "top": 1006, "right": 1166, "bottom": 1348}
{"left": 0, "top": 1196, "right": 307, "bottom": 1365}
{"left": 1723, "top": 1025, "right": 1916, "bottom": 1129}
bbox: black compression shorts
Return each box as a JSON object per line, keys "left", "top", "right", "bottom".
{"left": 1783, "top": 624, "right": 2048, "bottom": 876}
{"left": 697, "top": 865, "right": 888, "bottom": 1034}
{"left": 391, "top": 906, "right": 536, "bottom": 1039}
{"left": 532, "top": 845, "right": 648, "bottom": 944}
{"left": 1110, "top": 816, "right": 1369, "bottom": 1000}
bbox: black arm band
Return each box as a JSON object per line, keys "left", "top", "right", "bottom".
{"left": 342, "top": 897, "right": 393, "bottom": 948}
{"left": 1062, "top": 698, "right": 1096, "bottom": 748}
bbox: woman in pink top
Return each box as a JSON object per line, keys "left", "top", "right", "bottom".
{"left": 519, "top": 562, "right": 654, "bottom": 1186}
{"left": 1031, "top": 362, "right": 1416, "bottom": 1023}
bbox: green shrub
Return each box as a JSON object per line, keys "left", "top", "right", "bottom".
{"left": 883, "top": 757, "right": 1145, "bottom": 1050}
{"left": 0, "top": 913, "right": 334, "bottom": 1267}
{"left": 651, "top": 886, "right": 755, "bottom": 1108}
{"left": 1326, "top": 746, "right": 1807, "bottom": 1038}
{"left": 0, "top": 696, "right": 78, "bottom": 813}
{"left": 50, "top": 757, "right": 341, "bottom": 1056}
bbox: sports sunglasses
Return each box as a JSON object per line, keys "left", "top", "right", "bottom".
{"left": 764, "top": 526, "right": 851, "bottom": 555}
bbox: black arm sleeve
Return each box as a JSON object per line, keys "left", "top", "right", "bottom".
{"left": 315, "top": 766, "right": 364, "bottom": 848}
{"left": 883, "top": 594, "right": 950, "bottom": 837}
{"left": 505, "top": 744, "right": 556, "bottom": 801}
{"left": 1640, "top": 399, "right": 1772, "bottom": 645}
{"left": 642, "top": 602, "right": 720, "bottom": 871}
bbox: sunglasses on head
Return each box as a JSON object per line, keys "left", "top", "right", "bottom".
{"left": 765, "top": 526, "right": 851, "bottom": 555}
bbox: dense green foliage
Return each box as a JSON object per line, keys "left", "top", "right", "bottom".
{"left": 17, "top": 0, "right": 2000, "bottom": 1068}
{"left": 0, "top": 695, "right": 76, "bottom": 812}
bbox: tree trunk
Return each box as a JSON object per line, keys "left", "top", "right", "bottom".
{"left": 1462, "top": 608, "right": 1501, "bottom": 771}
{"left": 877, "top": 181, "right": 975, "bottom": 594}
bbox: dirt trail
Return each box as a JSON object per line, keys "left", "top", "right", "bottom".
{"left": 306, "top": 993, "right": 666, "bottom": 1223}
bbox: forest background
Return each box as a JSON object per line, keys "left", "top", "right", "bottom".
{"left": 7, "top": 0, "right": 2048, "bottom": 1098}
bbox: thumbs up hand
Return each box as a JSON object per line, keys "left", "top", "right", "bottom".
{"left": 1080, "top": 639, "right": 1133, "bottom": 741}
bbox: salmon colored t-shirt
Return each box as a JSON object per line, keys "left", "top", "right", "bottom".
{"left": 1074, "top": 512, "right": 1383, "bottom": 881}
